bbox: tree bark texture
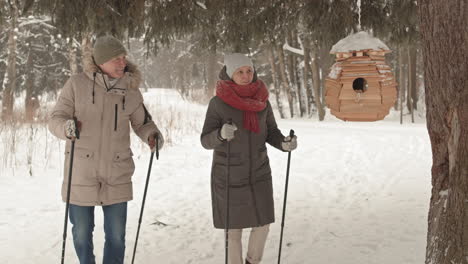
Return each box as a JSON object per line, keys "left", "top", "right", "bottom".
{"left": 205, "top": 35, "right": 217, "bottom": 99}
{"left": 69, "top": 40, "right": 79, "bottom": 75}
{"left": 406, "top": 47, "right": 415, "bottom": 123}
{"left": 399, "top": 46, "right": 407, "bottom": 124}
{"left": 420, "top": 0, "right": 468, "bottom": 263}
{"left": 319, "top": 44, "right": 333, "bottom": 105}
{"left": 276, "top": 44, "right": 294, "bottom": 118}
{"left": 301, "top": 37, "right": 314, "bottom": 116}
{"left": 293, "top": 48, "right": 306, "bottom": 117}
{"left": 409, "top": 45, "right": 418, "bottom": 111}
{"left": 176, "top": 63, "right": 188, "bottom": 99}
{"left": 393, "top": 50, "right": 400, "bottom": 111}
{"left": 287, "top": 30, "right": 299, "bottom": 117}
{"left": 267, "top": 45, "right": 285, "bottom": 119}
{"left": 309, "top": 43, "right": 325, "bottom": 121}
{"left": 24, "top": 46, "right": 38, "bottom": 122}
{"left": 2, "top": 1, "right": 19, "bottom": 120}
{"left": 81, "top": 32, "right": 93, "bottom": 71}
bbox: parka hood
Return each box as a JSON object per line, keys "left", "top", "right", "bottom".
{"left": 83, "top": 55, "right": 142, "bottom": 90}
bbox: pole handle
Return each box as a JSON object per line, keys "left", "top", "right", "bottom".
{"left": 73, "top": 116, "right": 80, "bottom": 140}
{"left": 289, "top": 129, "right": 295, "bottom": 138}
{"left": 156, "top": 135, "right": 159, "bottom": 160}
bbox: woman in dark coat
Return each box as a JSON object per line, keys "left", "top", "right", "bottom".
{"left": 200, "top": 53, "right": 297, "bottom": 264}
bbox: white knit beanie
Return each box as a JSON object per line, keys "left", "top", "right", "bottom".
{"left": 224, "top": 53, "right": 254, "bottom": 78}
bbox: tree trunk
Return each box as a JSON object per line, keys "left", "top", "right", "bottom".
{"left": 284, "top": 31, "right": 306, "bottom": 117}
{"left": 393, "top": 51, "right": 400, "bottom": 111}
{"left": 319, "top": 43, "right": 334, "bottom": 105}
{"left": 267, "top": 45, "right": 285, "bottom": 119}
{"left": 69, "top": 40, "right": 78, "bottom": 75}
{"left": 293, "top": 33, "right": 306, "bottom": 117}
{"left": 276, "top": 44, "right": 294, "bottom": 118}
{"left": 287, "top": 30, "right": 299, "bottom": 117}
{"left": 407, "top": 46, "right": 415, "bottom": 123}
{"left": 81, "top": 32, "right": 93, "bottom": 69}
{"left": 309, "top": 43, "right": 325, "bottom": 121}
{"left": 399, "top": 46, "right": 407, "bottom": 124}
{"left": 206, "top": 36, "right": 217, "bottom": 99}
{"left": 300, "top": 54, "right": 310, "bottom": 117}
{"left": 0, "top": 62, "right": 6, "bottom": 92}
{"left": 301, "top": 37, "right": 314, "bottom": 116}
{"left": 176, "top": 63, "right": 188, "bottom": 99}
{"left": 296, "top": 58, "right": 306, "bottom": 117}
{"left": 2, "top": 1, "right": 19, "bottom": 120}
{"left": 408, "top": 45, "right": 418, "bottom": 111}
{"left": 24, "top": 45, "right": 38, "bottom": 122}
{"left": 420, "top": 1, "right": 468, "bottom": 263}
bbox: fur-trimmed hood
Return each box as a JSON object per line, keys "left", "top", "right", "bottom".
{"left": 82, "top": 55, "right": 142, "bottom": 90}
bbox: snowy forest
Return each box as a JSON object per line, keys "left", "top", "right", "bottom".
{"left": 1, "top": 0, "right": 422, "bottom": 121}
{"left": 0, "top": 1, "right": 467, "bottom": 264}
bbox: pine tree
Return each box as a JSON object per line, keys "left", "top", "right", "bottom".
{"left": 0, "top": 0, "right": 72, "bottom": 121}
{"left": 298, "top": 0, "right": 355, "bottom": 120}
{"left": 1, "top": 0, "right": 20, "bottom": 120}
{"left": 365, "top": 0, "right": 419, "bottom": 121}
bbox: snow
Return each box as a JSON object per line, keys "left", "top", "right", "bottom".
{"left": 327, "top": 64, "right": 342, "bottom": 79}
{"left": 0, "top": 89, "right": 431, "bottom": 264}
{"left": 283, "top": 42, "right": 304, "bottom": 56}
{"left": 330, "top": 31, "right": 390, "bottom": 53}
{"left": 18, "top": 17, "right": 55, "bottom": 30}
{"left": 196, "top": 1, "right": 207, "bottom": 10}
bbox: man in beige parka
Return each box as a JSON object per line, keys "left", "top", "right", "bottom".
{"left": 48, "top": 35, "right": 163, "bottom": 264}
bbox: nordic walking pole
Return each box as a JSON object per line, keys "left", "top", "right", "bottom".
{"left": 61, "top": 117, "right": 80, "bottom": 264}
{"left": 132, "top": 136, "right": 158, "bottom": 264}
{"left": 277, "top": 129, "right": 295, "bottom": 264}
{"left": 225, "top": 119, "right": 232, "bottom": 264}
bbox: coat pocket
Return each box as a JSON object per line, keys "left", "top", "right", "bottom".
{"left": 110, "top": 149, "right": 135, "bottom": 185}
{"left": 254, "top": 146, "right": 272, "bottom": 181}
{"left": 64, "top": 148, "right": 96, "bottom": 186}
{"left": 212, "top": 165, "right": 252, "bottom": 206}
{"left": 213, "top": 151, "right": 242, "bottom": 166}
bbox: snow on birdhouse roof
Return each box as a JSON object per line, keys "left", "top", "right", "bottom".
{"left": 330, "top": 31, "right": 390, "bottom": 54}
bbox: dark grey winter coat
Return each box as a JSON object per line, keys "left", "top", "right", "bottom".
{"left": 201, "top": 69, "right": 286, "bottom": 229}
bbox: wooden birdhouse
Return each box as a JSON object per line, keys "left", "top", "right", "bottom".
{"left": 325, "top": 31, "right": 397, "bottom": 121}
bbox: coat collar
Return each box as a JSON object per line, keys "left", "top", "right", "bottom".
{"left": 82, "top": 55, "right": 142, "bottom": 95}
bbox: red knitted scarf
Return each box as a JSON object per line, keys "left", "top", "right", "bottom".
{"left": 216, "top": 80, "right": 269, "bottom": 133}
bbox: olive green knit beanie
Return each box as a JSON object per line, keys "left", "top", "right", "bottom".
{"left": 93, "top": 35, "right": 127, "bottom": 65}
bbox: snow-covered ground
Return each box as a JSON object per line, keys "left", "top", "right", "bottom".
{"left": 0, "top": 89, "right": 431, "bottom": 264}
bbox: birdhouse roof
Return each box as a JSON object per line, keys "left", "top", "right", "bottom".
{"left": 330, "top": 31, "right": 390, "bottom": 54}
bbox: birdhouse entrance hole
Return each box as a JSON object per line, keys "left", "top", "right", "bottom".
{"left": 352, "top": 78, "right": 368, "bottom": 93}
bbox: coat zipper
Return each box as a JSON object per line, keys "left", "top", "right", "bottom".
{"left": 114, "top": 104, "right": 118, "bottom": 131}
{"left": 97, "top": 91, "right": 106, "bottom": 205}
{"left": 249, "top": 131, "right": 261, "bottom": 225}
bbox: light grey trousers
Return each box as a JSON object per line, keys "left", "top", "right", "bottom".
{"left": 227, "top": 224, "right": 270, "bottom": 264}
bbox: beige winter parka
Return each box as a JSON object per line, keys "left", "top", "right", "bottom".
{"left": 49, "top": 60, "right": 160, "bottom": 206}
